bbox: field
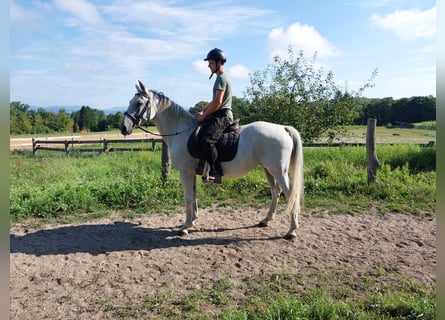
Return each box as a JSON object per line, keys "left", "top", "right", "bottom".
{"left": 9, "top": 125, "right": 436, "bottom": 319}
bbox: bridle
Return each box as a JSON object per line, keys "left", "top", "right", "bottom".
{"left": 123, "top": 93, "right": 149, "bottom": 129}
{"left": 123, "top": 92, "right": 198, "bottom": 137}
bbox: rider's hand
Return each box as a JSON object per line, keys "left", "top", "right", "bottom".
{"left": 196, "top": 111, "right": 205, "bottom": 122}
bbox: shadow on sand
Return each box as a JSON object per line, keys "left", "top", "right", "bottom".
{"left": 10, "top": 221, "right": 282, "bottom": 256}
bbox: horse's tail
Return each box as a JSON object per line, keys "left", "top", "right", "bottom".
{"left": 284, "top": 126, "right": 304, "bottom": 222}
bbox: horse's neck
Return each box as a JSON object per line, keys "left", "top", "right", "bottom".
{"left": 152, "top": 98, "right": 196, "bottom": 145}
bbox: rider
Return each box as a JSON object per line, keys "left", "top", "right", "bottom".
{"left": 196, "top": 48, "right": 233, "bottom": 183}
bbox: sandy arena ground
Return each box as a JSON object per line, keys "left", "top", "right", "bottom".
{"left": 10, "top": 207, "right": 436, "bottom": 319}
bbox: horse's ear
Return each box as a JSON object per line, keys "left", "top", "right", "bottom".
{"left": 136, "top": 80, "right": 148, "bottom": 95}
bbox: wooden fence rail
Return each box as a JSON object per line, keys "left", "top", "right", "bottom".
{"left": 32, "top": 137, "right": 164, "bottom": 155}
{"left": 32, "top": 138, "right": 435, "bottom": 156}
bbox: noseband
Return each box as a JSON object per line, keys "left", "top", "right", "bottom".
{"left": 123, "top": 93, "right": 149, "bottom": 128}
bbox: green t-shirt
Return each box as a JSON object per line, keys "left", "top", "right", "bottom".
{"left": 213, "top": 72, "right": 232, "bottom": 114}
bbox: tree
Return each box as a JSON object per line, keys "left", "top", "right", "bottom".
{"left": 245, "top": 47, "right": 377, "bottom": 142}
{"left": 10, "top": 101, "right": 32, "bottom": 134}
{"left": 72, "top": 106, "right": 99, "bottom": 132}
{"left": 354, "top": 95, "right": 436, "bottom": 126}
{"left": 10, "top": 101, "right": 126, "bottom": 134}
{"left": 52, "top": 110, "right": 74, "bottom": 132}
{"left": 106, "top": 112, "right": 124, "bottom": 130}
{"left": 359, "top": 97, "right": 394, "bottom": 125}
{"left": 189, "top": 97, "right": 252, "bottom": 124}
{"left": 31, "top": 109, "right": 50, "bottom": 133}
{"left": 189, "top": 101, "right": 208, "bottom": 115}
{"left": 390, "top": 96, "right": 436, "bottom": 124}
{"left": 96, "top": 110, "right": 108, "bottom": 131}
{"left": 231, "top": 96, "right": 251, "bottom": 124}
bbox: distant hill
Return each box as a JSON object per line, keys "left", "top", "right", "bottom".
{"left": 98, "top": 106, "right": 126, "bottom": 114}
{"left": 29, "top": 105, "right": 126, "bottom": 115}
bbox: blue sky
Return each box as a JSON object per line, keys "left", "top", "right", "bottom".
{"left": 10, "top": 0, "right": 436, "bottom": 110}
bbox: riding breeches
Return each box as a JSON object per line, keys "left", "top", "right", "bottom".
{"left": 198, "top": 109, "right": 232, "bottom": 174}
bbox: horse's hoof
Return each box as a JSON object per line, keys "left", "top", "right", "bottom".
{"left": 258, "top": 220, "right": 268, "bottom": 228}
{"left": 284, "top": 231, "right": 297, "bottom": 240}
{"left": 178, "top": 228, "right": 189, "bottom": 236}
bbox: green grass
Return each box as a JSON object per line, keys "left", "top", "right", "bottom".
{"left": 413, "top": 121, "right": 436, "bottom": 130}
{"left": 10, "top": 149, "right": 183, "bottom": 221}
{"left": 332, "top": 124, "right": 436, "bottom": 144}
{"left": 96, "top": 270, "right": 435, "bottom": 319}
{"left": 10, "top": 143, "right": 435, "bottom": 222}
{"left": 303, "top": 144, "right": 435, "bottom": 214}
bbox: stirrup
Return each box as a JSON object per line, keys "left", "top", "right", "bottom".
{"left": 202, "top": 174, "right": 222, "bottom": 184}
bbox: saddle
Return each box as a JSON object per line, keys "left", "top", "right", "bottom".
{"left": 187, "top": 119, "right": 241, "bottom": 175}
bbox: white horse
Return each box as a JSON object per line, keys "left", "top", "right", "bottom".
{"left": 120, "top": 80, "right": 304, "bottom": 239}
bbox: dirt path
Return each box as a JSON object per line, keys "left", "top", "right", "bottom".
{"left": 10, "top": 208, "right": 436, "bottom": 319}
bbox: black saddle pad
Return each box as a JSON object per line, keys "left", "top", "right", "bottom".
{"left": 187, "top": 120, "right": 241, "bottom": 162}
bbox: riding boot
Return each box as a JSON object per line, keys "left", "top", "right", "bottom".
{"left": 202, "top": 145, "right": 222, "bottom": 183}
{"left": 214, "top": 162, "right": 223, "bottom": 176}
{"left": 209, "top": 145, "right": 222, "bottom": 175}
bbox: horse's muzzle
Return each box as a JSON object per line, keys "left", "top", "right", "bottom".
{"left": 120, "top": 121, "right": 132, "bottom": 136}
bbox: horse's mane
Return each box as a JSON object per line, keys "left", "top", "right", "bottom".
{"left": 152, "top": 90, "right": 196, "bottom": 123}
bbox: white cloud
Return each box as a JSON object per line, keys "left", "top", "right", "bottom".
{"left": 228, "top": 65, "right": 249, "bottom": 79}
{"left": 11, "top": 0, "right": 37, "bottom": 24}
{"left": 102, "top": 0, "right": 271, "bottom": 43}
{"left": 10, "top": 0, "right": 46, "bottom": 30}
{"left": 267, "top": 22, "right": 341, "bottom": 60}
{"left": 371, "top": 7, "right": 436, "bottom": 41}
{"left": 46, "top": 0, "right": 273, "bottom": 71}
{"left": 54, "top": 0, "right": 104, "bottom": 27}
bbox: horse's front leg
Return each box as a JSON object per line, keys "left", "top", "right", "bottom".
{"left": 178, "top": 171, "right": 198, "bottom": 236}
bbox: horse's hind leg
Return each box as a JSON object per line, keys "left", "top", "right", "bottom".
{"left": 264, "top": 168, "right": 299, "bottom": 239}
{"left": 274, "top": 174, "right": 299, "bottom": 240}
{"left": 259, "top": 169, "right": 282, "bottom": 227}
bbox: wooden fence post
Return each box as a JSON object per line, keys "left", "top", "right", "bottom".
{"left": 103, "top": 139, "right": 110, "bottom": 153}
{"left": 64, "top": 140, "right": 69, "bottom": 154}
{"left": 32, "top": 138, "right": 36, "bottom": 155}
{"left": 366, "top": 118, "right": 380, "bottom": 183}
{"left": 161, "top": 141, "right": 171, "bottom": 180}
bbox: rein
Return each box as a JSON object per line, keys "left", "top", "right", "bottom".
{"left": 137, "top": 124, "right": 198, "bottom": 137}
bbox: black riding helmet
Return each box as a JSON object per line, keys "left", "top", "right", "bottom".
{"left": 204, "top": 48, "right": 227, "bottom": 63}
{"left": 204, "top": 48, "right": 226, "bottom": 79}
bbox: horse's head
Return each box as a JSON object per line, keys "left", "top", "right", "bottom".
{"left": 120, "top": 80, "right": 157, "bottom": 136}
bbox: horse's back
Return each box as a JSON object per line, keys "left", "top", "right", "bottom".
{"left": 222, "top": 121, "right": 294, "bottom": 175}
{"left": 240, "top": 121, "right": 294, "bottom": 147}
{"left": 241, "top": 120, "right": 288, "bottom": 131}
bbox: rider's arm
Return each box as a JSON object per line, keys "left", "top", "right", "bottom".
{"left": 198, "top": 89, "right": 224, "bottom": 121}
